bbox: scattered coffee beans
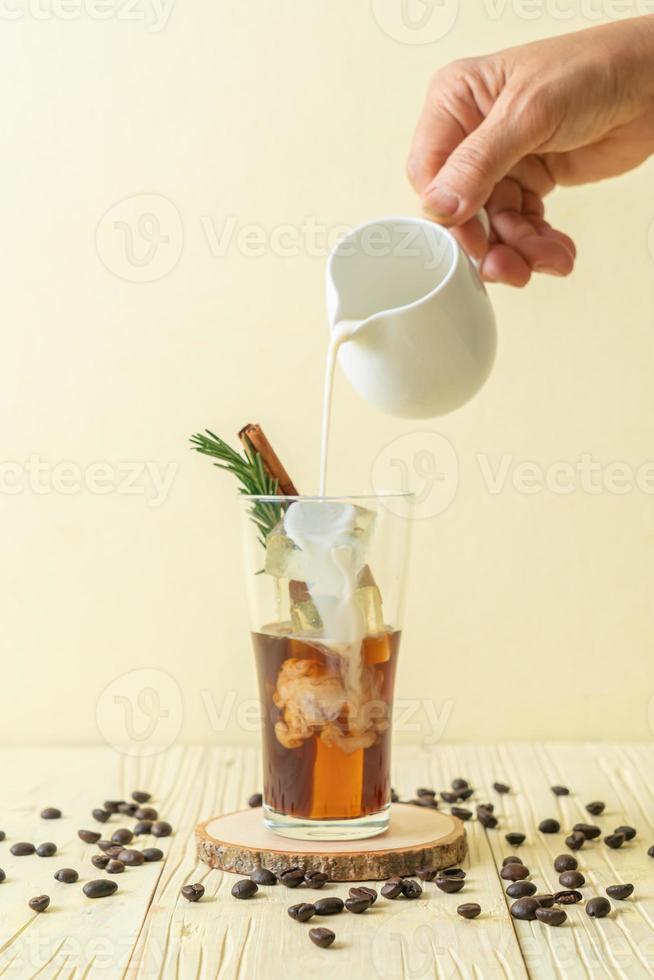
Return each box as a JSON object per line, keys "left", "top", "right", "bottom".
{"left": 538, "top": 819, "right": 560, "bottom": 834}
{"left": 554, "top": 854, "right": 578, "bottom": 873}
{"left": 78, "top": 830, "right": 101, "bottom": 844}
{"left": 247, "top": 793, "right": 263, "bottom": 808}
{"left": 111, "top": 829, "right": 134, "bottom": 846}
{"left": 451, "top": 807, "right": 472, "bottom": 821}
{"left": 345, "top": 895, "right": 371, "bottom": 913}
{"left": 565, "top": 832, "right": 585, "bottom": 851}
{"left": 132, "top": 791, "right": 151, "bottom": 804}
{"left": 92, "top": 809, "right": 110, "bottom": 823}
{"left": 551, "top": 786, "right": 570, "bottom": 796}
{"left": 142, "top": 848, "right": 163, "bottom": 862}
{"left": 586, "top": 896, "right": 611, "bottom": 918}
{"left": 181, "top": 883, "right": 205, "bottom": 902}
{"left": 0, "top": 831, "right": 4, "bottom": 841}
{"left": 314, "top": 897, "right": 344, "bottom": 915}
{"left": 435, "top": 876, "right": 464, "bottom": 894}
{"left": 510, "top": 897, "right": 540, "bottom": 920}
{"left": 536, "top": 907, "right": 567, "bottom": 926}
{"left": 534, "top": 894, "right": 555, "bottom": 908}
{"left": 559, "top": 871, "right": 585, "bottom": 889}
{"left": 502, "top": 856, "right": 523, "bottom": 866}
{"left": 54, "top": 868, "right": 78, "bottom": 883}
{"left": 402, "top": 879, "right": 423, "bottom": 899}
{"left": 585, "top": 801, "right": 605, "bottom": 816}
{"left": 119, "top": 849, "right": 145, "bottom": 867}
{"left": 40, "top": 808, "right": 61, "bottom": 820}
{"left": 92, "top": 854, "right": 110, "bottom": 870}
{"left": 604, "top": 832, "right": 625, "bottom": 849}
{"left": 107, "top": 860, "right": 125, "bottom": 874}
{"left": 606, "top": 883, "right": 633, "bottom": 900}
{"left": 493, "top": 782, "right": 510, "bottom": 794}
{"left": 250, "top": 866, "right": 277, "bottom": 885}
{"left": 350, "top": 886, "right": 377, "bottom": 905}
{"left": 104, "top": 801, "right": 123, "bottom": 814}
{"left": 501, "top": 864, "right": 529, "bottom": 882}
{"left": 36, "top": 842, "right": 57, "bottom": 857}
{"left": 457, "top": 902, "right": 481, "bottom": 919}
{"left": 10, "top": 842, "right": 35, "bottom": 856}
{"left": 83, "top": 879, "right": 118, "bottom": 899}
{"left": 118, "top": 803, "right": 139, "bottom": 817}
{"left": 381, "top": 878, "right": 403, "bottom": 899}
{"left": 288, "top": 902, "right": 315, "bottom": 921}
{"left": 507, "top": 881, "right": 537, "bottom": 898}
{"left": 416, "top": 867, "right": 438, "bottom": 881}
{"left": 309, "top": 927, "right": 335, "bottom": 948}
{"left": 572, "top": 823, "right": 601, "bottom": 840}
{"left": 615, "top": 825, "right": 636, "bottom": 841}
{"left": 304, "top": 871, "right": 328, "bottom": 889}
{"left": 648, "top": 845, "right": 654, "bottom": 858}
{"left": 441, "top": 791, "right": 458, "bottom": 804}
{"left": 554, "top": 890, "right": 583, "bottom": 905}
{"left": 452, "top": 778, "right": 469, "bottom": 792}
{"left": 232, "top": 879, "right": 258, "bottom": 900}
{"left": 134, "top": 821, "right": 153, "bottom": 836}
{"left": 151, "top": 821, "right": 172, "bottom": 838}
{"left": 28, "top": 895, "right": 50, "bottom": 912}
{"left": 477, "top": 808, "right": 498, "bottom": 829}
{"left": 505, "top": 832, "right": 525, "bottom": 846}
{"left": 280, "top": 867, "right": 305, "bottom": 888}
{"left": 440, "top": 868, "right": 466, "bottom": 879}
{"left": 0, "top": 869, "right": 5, "bottom": 882}
{"left": 136, "top": 807, "right": 158, "bottom": 821}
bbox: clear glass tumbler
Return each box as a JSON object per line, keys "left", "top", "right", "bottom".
{"left": 240, "top": 493, "right": 413, "bottom": 840}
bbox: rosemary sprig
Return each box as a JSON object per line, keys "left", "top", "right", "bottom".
{"left": 189, "top": 429, "right": 284, "bottom": 544}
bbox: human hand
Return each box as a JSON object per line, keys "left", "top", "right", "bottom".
{"left": 408, "top": 17, "right": 654, "bottom": 286}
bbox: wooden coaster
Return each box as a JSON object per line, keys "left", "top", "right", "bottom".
{"left": 196, "top": 804, "right": 466, "bottom": 881}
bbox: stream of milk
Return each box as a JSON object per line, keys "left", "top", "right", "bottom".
{"left": 318, "top": 320, "right": 358, "bottom": 496}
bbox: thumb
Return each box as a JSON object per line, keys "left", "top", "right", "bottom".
{"left": 423, "top": 99, "right": 536, "bottom": 224}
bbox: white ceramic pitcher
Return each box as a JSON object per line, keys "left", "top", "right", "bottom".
{"left": 325, "top": 215, "right": 497, "bottom": 418}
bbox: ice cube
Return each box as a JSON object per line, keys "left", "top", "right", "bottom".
{"left": 290, "top": 597, "right": 323, "bottom": 636}
{"left": 264, "top": 521, "right": 307, "bottom": 579}
{"left": 355, "top": 585, "right": 384, "bottom": 634}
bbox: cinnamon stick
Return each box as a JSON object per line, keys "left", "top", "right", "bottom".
{"left": 238, "top": 423, "right": 299, "bottom": 496}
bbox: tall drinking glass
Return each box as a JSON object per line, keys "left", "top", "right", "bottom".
{"left": 240, "top": 493, "right": 413, "bottom": 840}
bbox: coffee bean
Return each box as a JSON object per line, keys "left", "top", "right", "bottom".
{"left": 411, "top": 796, "right": 439, "bottom": 809}
{"left": 649, "top": 845, "right": 654, "bottom": 858}
{"left": 118, "top": 803, "right": 139, "bottom": 817}
{"left": 572, "top": 823, "right": 601, "bottom": 840}
{"left": 440, "top": 868, "right": 466, "bottom": 878}
{"left": 134, "top": 821, "right": 153, "bottom": 836}
{"left": 309, "top": 927, "right": 335, "bottom": 948}
{"left": 458, "top": 787, "right": 475, "bottom": 801}
{"left": 10, "top": 842, "right": 35, "bottom": 856}
{"left": 54, "top": 868, "right": 78, "bottom": 883}
{"left": 559, "top": 870, "right": 585, "bottom": 888}
{"left": 586, "top": 896, "right": 611, "bottom": 918}
{"left": 381, "top": 879, "right": 403, "bottom": 899}
{"left": 119, "top": 849, "right": 145, "bottom": 867}
{"left": 97, "top": 843, "right": 122, "bottom": 858}
{"left": 402, "top": 879, "right": 423, "bottom": 899}
{"left": 554, "top": 854, "right": 578, "bottom": 872}
{"left": 441, "top": 791, "right": 459, "bottom": 804}
{"left": 605, "top": 833, "right": 626, "bottom": 849}
{"left": 478, "top": 802, "right": 495, "bottom": 813}
{"left": 538, "top": 819, "right": 560, "bottom": 834}
{"left": 247, "top": 792, "right": 263, "bottom": 808}
{"left": 477, "top": 808, "right": 498, "bottom": 829}
{"left": 288, "top": 902, "right": 316, "bottom": 921}
{"left": 304, "top": 871, "right": 327, "bottom": 889}
{"left": 435, "top": 876, "right": 465, "bottom": 893}
{"left": 181, "top": 883, "right": 204, "bottom": 902}
{"left": 505, "top": 832, "right": 525, "bottom": 846}
{"left": 78, "top": 830, "right": 101, "bottom": 844}
{"left": 136, "top": 807, "right": 158, "bottom": 821}
{"left": 350, "top": 886, "right": 377, "bottom": 904}
{"left": 565, "top": 832, "right": 585, "bottom": 851}
{"left": 416, "top": 867, "right": 438, "bottom": 881}
{"left": 92, "top": 854, "right": 110, "bottom": 869}
{"left": 314, "top": 897, "right": 344, "bottom": 915}
{"left": 493, "top": 782, "right": 510, "bottom": 794}
{"left": 232, "top": 879, "right": 258, "bottom": 900}
{"left": 107, "top": 860, "right": 125, "bottom": 874}
{"left": 586, "top": 801, "right": 605, "bottom": 816}
{"left": 40, "top": 808, "right": 61, "bottom": 820}
{"left": 501, "top": 864, "right": 529, "bottom": 882}
{"left": 92, "top": 808, "right": 110, "bottom": 823}
{"left": 151, "top": 821, "right": 172, "bottom": 838}
{"left": 551, "top": 785, "right": 570, "bottom": 796}
{"left": 615, "top": 825, "right": 636, "bottom": 841}
{"left": 605, "top": 883, "right": 633, "bottom": 900}
{"left": 534, "top": 894, "right": 555, "bottom": 908}
{"left": 457, "top": 902, "right": 481, "bottom": 919}
{"left": 452, "top": 778, "right": 469, "bottom": 792}
{"left": 536, "top": 907, "right": 567, "bottom": 926}
{"left": 390, "top": 788, "right": 399, "bottom": 803}
{"left": 507, "top": 881, "right": 537, "bottom": 898}
{"left": 451, "top": 807, "right": 472, "bottom": 821}
{"left": 510, "top": 898, "right": 540, "bottom": 920}
{"left": 250, "top": 866, "right": 277, "bottom": 886}
{"left": 36, "top": 842, "right": 56, "bottom": 857}
{"left": 132, "top": 791, "right": 151, "bottom": 804}
{"left": 142, "top": 848, "right": 163, "bottom": 862}
{"left": 345, "top": 896, "right": 371, "bottom": 913}
{"left": 111, "top": 828, "right": 134, "bottom": 845}
{"left": 0, "top": 831, "right": 4, "bottom": 841}
{"left": 554, "top": 890, "right": 583, "bottom": 905}
{"left": 502, "top": 856, "right": 523, "bottom": 866}
{"left": 280, "top": 867, "right": 305, "bottom": 888}
{"left": 28, "top": 895, "right": 50, "bottom": 913}
{"left": 83, "top": 879, "right": 118, "bottom": 899}
{"left": 0, "top": 869, "right": 5, "bottom": 882}
{"left": 416, "top": 787, "right": 436, "bottom": 798}
{"left": 103, "top": 801, "right": 124, "bottom": 814}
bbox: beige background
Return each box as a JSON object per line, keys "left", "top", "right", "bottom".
{"left": 2, "top": 0, "right": 653, "bottom": 747}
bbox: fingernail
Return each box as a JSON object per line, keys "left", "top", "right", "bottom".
{"left": 534, "top": 264, "right": 565, "bottom": 276}
{"left": 424, "top": 185, "right": 460, "bottom": 219}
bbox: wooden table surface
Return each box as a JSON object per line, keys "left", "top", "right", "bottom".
{"left": 1, "top": 743, "right": 653, "bottom": 979}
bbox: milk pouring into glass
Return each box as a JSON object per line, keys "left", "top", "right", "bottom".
{"left": 319, "top": 214, "right": 497, "bottom": 494}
